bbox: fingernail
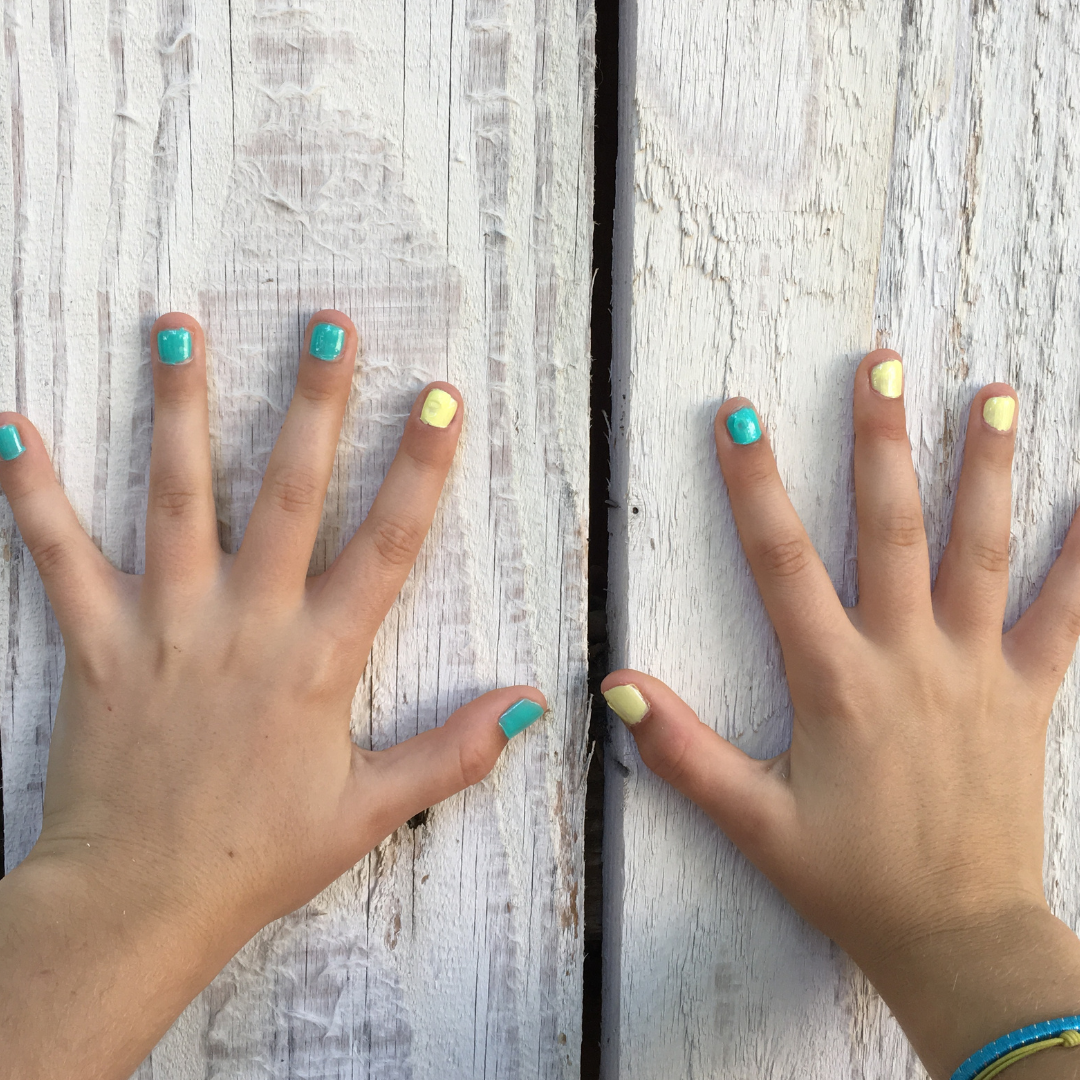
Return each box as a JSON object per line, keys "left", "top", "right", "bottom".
{"left": 870, "top": 359, "right": 903, "bottom": 399}
{"left": 0, "top": 424, "right": 25, "bottom": 461}
{"left": 603, "top": 684, "right": 650, "bottom": 726}
{"left": 421, "top": 388, "right": 459, "bottom": 429}
{"left": 157, "top": 328, "right": 192, "bottom": 365}
{"left": 498, "top": 698, "right": 546, "bottom": 739}
{"left": 726, "top": 406, "right": 762, "bottom": 446}
{"left": 983, "top": 395, "right": 1016, "bottom": 432}
{"left": 309, "top": 322, "right": 346, "bottom": 361}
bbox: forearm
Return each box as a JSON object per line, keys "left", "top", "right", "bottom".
{"left": 0, "top": 851, "right": 234, "bottom": 1080}
{"left": 861, "top": 902, "right": 1080, "bottom": 1080}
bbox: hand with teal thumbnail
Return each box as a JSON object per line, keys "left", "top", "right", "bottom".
{"left": 0, "top": 311, "right": 547, "bottom": 1080}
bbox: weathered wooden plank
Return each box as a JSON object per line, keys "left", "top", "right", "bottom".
{"left": 606, "top": 1, "right": 1080, "bottom": 1077}
{"left": 0, "top": 0, "right": 595, "bottom": 1076}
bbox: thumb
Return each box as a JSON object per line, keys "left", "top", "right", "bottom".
{"left": 347, "top": 686, "right": 547, "bottom": 843}
{"left": 603, "top": 669, "right": 792, "bottom": 860}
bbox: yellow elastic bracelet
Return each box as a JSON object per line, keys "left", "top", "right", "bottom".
{"left": 972, "top": 1029, "right": 1080, "bottom": 1080}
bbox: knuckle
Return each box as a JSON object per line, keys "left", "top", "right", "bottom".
{"left": 961, "top": 538, "right": 1010, "bottom": 575}
{"left": 737, "top": 457, "right": 777, "bottom": 491}
{"left": 1059, "top": 603, "right": 1080, "bottom": 643}
{"left": 871, "top": 510, "right": 925, "bottom": 550}
{"left": 458, "top": 737, "right": 495, "bottom": 788}
{"left": 802, "top": 648, "right": 859, "bottom": 701}
{"left": 404, "top": 438, "right": 450, "bottom": 474}
{"left": 975, "top": 446, "right": 1015, "bottom": 477}
{"left": 370, "top": 517, "right": 424, "bottom": 569}
{"left": 297, "top": 377, "right": 339, "bottom": 407}
{"left": 265, "top": 466, "right": 322, "bottom": 517}
{"left": 753, "top": 534, "right": 812, "bottom": 579}
{"left": 154, "top": 380, "right": 200, "bottom": 409}
{"left": 291, "top": 652, "right": 342, "bottom": 705}
{"left": 641, "top": 725, "right": 696, "bottom": 788}
{"left": 27, "top": 535, "right": 72, "bottom": 581}
{"left": 67, "top": 641, "right": 117, "bottom": 694}
{"left": 858, "top": 415, "right": 910, "bottom": 444}
{"left": 149, "top": 475, "right": 201, "bottom": 518}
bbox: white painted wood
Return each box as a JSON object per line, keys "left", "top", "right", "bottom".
{"left": 606, "top": 1, "right": 1080, "bottom": 1077}
{"left": 0, "top": 1, "right": 594, "bottom": 1075}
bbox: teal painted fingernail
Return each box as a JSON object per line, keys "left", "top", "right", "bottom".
{"left": 726, "top": 406, "right": 762, "bottom": 445}
{"left": 498, "top": 698, "right": 546, "bottom": 739}
{"left": 157, "top": 328, "right": 192, "bottom": 365}
{"left": 309, "top": 322, "right": 346, "bottom": 361}
{"left": 0, "top": 424, "right": 25, "bottom": 461}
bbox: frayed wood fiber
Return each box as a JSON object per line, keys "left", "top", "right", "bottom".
{"left": 606, "top": 1, "right": 1080, "bottom": 1078}
{"left": 0, "top": 0, "right": 595, "bottom": 1076}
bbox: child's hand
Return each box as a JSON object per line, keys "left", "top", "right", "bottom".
{"left": 0, "top": 311, "right": 544, "bottom": 1079}
{"left": 604, "top": 352, "right": 1080, "bottom": 1080}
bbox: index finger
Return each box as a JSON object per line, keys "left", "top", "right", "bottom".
{"left": 311, "top": 383, "right": 462, "bottom": 645}
{"left": 715, "top": 398, "right": 854, "bottom": 660}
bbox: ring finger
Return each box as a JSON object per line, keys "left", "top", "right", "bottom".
{"left": 313, "top": 382, "right": 463, "bottom": 648}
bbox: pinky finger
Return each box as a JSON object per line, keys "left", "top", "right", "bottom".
{"left": 601, "top": 669, "right": 793, "bottom": 865}
{"left": 0, "top": 414, "right": 119, "bottom": 632}
{"left": 1004, "top": 507, "right": 1080, "bottom": 691}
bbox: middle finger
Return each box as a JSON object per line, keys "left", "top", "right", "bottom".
{"left": 851, "top": 350, "right": 933, "bottom": 638}
{"left": 233, "top": 310, "right": 358, "bottom": 603}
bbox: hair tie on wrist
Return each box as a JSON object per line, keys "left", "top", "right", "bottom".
{"left": 951, "top": 1016, "right": 1080, "bottom": 1080}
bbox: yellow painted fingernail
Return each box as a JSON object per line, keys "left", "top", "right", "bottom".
{"left": 870, "top": 359, "right": 903, "bottom": 399}
{"left": 983, "top": 395, "right": 1016, "bottom": 432}
{"left": 420, "top": 388, "right": 458, "bottom": 429}
{"left": 603, "top": 684, "right": 650, "bottom": 726}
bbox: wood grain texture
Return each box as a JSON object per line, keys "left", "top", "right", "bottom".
{"left": 606, "top": 1, "right": 1080, "bottom": 1077}
{"left": 0, "top": 0, "right": 594, "bottom": 1075}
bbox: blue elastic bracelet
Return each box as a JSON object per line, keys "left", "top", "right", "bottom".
{"left": 951, "top": 1016, "right": 1080, "bottom": 1080}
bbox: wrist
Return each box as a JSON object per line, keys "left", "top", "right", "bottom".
{"left": 858, "top": 899, "right": 1080, "bottom": 1079}
{"left": 0, "top": 847, "right": 242, "bottom": 1080}
{"left": 28, "top": 824, "right": 262, "bottom": 960}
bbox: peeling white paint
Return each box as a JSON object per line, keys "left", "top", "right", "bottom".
{"left": 0, "top": 0, "right": 594, "bottom": 1075}
{"left": 607, "top": 1, "right": 1080, "bottom": 1078}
